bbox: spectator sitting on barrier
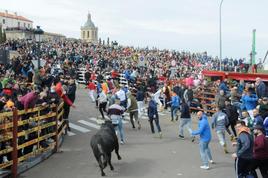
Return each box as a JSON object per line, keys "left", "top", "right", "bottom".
{"left": 18, "top": 88, "right": 40, "bottom": 111}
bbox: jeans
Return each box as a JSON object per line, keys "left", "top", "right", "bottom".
{"left": 113, "top": 118, "right": 125, "bottom": 142}
{"left": 137, "top": 101, "right": 144, "bottom": 116}
{"left": 149, "top": 117, "right": 161, "bottom": 133}
{"left": 171, "top": 106, "right": 179, "bottom": 121}
{"left": 179, "top": 118, "right": 192, "bottom": 136}
{"left": 216, "top": 130, "right": 226, "bottom": 146}
{"left": 199, "top": 141, "right": 213, "bottom": 166}
{"left": 129, "top": 111, "right": 139, "bottom": 128}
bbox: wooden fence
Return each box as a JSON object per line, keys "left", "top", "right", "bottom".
{"left": 0, "top": 102, "right": 65, "bottom": 178}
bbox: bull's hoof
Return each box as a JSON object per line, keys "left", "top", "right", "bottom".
{"left": 101, "top": 172, "right": 106, "bottom": 176}
{"left": 118, "top": 155, "right": 122, "bottom": 160}
{"left": 110, "top": 166, "right": 114, "bottom": 170}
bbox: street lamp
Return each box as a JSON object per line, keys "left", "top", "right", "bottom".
{"left": 34, "top": 26, "right": 44, "bottom": 68}
{"left": 219, "top": 0, "right": 224, "bottom": 71}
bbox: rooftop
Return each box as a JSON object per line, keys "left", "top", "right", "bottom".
{"left": 82, "top": 13, "right": 96, "bottom": 29}
{"left": 0, "top": 11, "right": 33, "bottom": 23}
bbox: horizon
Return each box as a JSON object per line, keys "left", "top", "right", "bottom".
{"left": 1, "top": 0, "right": 268, "bottom": 61}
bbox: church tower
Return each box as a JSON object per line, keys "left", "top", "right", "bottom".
{"left": 81, "top": 12, "right": 98, "bottom": 43}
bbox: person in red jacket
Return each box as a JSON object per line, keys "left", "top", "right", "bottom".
{"left": 252, "top": 125, "right": 268, "bottom": 177}
{"left": 55, "top": 81, "right": 75, "bottom": 108}
{"left": 87, "top": 80, "right": 96, "bottom": 102}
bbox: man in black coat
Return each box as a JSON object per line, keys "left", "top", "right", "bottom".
{"left": 225, "top": 99, "right": 239, "bottom": 139}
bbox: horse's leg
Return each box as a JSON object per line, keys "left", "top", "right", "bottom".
{"left": 107, "top": 152, "right": 114, "bottom": 170}
{"left": 114, "top": 141, "right": 122, "bottom": 160}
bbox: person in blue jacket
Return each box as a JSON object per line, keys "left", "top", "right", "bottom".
{"left": 241, "top": 90, "right": 258, "bottom": 119}
{"left": 171, "top": 91, "right": 180, "bottom": 121}
{"left": 219, "top": 79, "right": 229, "bottom": 94}
{"left": 147, "top": 96, "right": 162, "bottom": 138}
{"left": 192, "top": 111, "right": 214, "bottom": 170}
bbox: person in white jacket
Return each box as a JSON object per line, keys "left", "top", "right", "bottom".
{"left": 98, "top": 88, "right": 108, "bottom": 119}
{"left": 153, "top": 89, "right": 163, "bottom": 111}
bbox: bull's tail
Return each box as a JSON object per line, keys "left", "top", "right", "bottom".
{"left": 97, "top": 143, "right": 106, "bottom": 169}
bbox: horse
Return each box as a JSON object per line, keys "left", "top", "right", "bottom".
{"left": 90, "top": 120, "right": 122, "bottom": 176}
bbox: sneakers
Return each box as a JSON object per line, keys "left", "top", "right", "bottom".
{"left": 120, "top": 140, "right": 125, "bottom": 145}
{"left": 138, "top": 122, "right": 141, "bottom": 130}
{"left": 178, "top": 135, "right": 185, "bottom": 139}
{"left": 191, "top": 136, "right": 195, "bottom": 142}
{"left": 200, "top": 165, "right": 210, "bottom": 170}
{"left": 209, "top": 160, "right": 215, "bottom": 164}
{"left": 159, "top": 132, "right": 162, "bottom": 139}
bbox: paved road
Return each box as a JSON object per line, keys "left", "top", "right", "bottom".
{"left": 21, "top": 88, "right": 236, "bottom": 178}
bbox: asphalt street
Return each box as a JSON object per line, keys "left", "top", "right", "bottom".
{"left": 20, "top": 87, "right": 236, "bottom": 178}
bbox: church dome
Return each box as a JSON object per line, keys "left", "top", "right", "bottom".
{"left": 83, "top": 13, "right": 95, "bottom": 28}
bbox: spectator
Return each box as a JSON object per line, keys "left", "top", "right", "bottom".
{"left": 192, "top": 111, "right": 213, "bottom": 170}
{"left": 232, "top": 120, "right": 256, "bottom": 178}
{"left": 147, "top": 95, "right": 162, "bottom": 138}
{"left": 107, "top": 98, "right": 126, "bottom": 144}
{"left": 97, "top": 88, "right": 108, "bottom": 119}
{"left": 256, "top": 77, "right": 267, "bottom": 98}
{"left": 225, "top": 99, "right": 239, "bottom": 139}
{"left": 171, "top": 91, "right": 180, "bottom": 122}
{"left": 259, "top": 97, "right": 268, "bottom": 119}
{"left": 211, "top": 106, "right": 229, "bottom": 153}
{"left": 252, "top": 125, "right": 268, "bottom": 177}
{"left": 126, "top": 91, "right": 141, "bottom": 129}
{"left": 178, "top": 99, "right": 193, "bottom": 140}
{"left": 241, "top": 90, "right": 258, "bottom": 119}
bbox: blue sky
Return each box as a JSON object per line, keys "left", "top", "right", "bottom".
{"left": 1, "top": 0, "right": 268, "bottom": 61}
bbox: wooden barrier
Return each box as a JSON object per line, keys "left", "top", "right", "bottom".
{"left": 191, "top": 84, "right": 217, "bottom": 114}
{"left": 0, "top": 102, "right": 65, "bottom": 178}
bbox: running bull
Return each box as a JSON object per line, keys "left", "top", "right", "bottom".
{"left": 90, "top": 120, "right": 122, "bottom": 176}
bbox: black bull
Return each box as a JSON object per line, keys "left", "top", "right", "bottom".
{"left": 90, "top": 120, "right": 122, "bottom": 176}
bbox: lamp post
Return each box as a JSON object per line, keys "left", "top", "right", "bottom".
{"left": 219, "top": 0, "right": 224, "bottom": 71}
{"left": 34, "top": 26, "right": 44, "bottom": 68}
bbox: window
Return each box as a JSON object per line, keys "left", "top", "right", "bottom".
{"left": 87, "top": 31, "right": 89, "bottom": 38}
{"left": 18, "top": 22, "right": 20, "bottom": 27}
{"left": 2, "top": 19, "right": 5, "bottom": 24}
{"left": 24, "top": 23, "right": 26, "bottom": 27}
{"left": 28, "top": 24, "right": 30, "bottom": 28}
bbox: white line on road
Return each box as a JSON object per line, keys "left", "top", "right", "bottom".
{"left": 158, "top": 112, "right": 166, "bottom": 116}
{"left": 67, "top": 131, "right": 76, "bottom": 136}
{"left": 89, "top": 117, "right": 105, "bottom": 124}
{"left": 78, "top": 120, "right": 100, "bottom": 129}
{"left": 69, "top": 123, "right": 91, "bottom": 133}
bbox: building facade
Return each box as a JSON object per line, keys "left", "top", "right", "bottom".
{"left": 80, "top": 13, "right": 98, "bottom": 43}
{"left": 5, "top": 29, "right": 65, "bottom": 42}
{"left": 0, "top": 10, "right": 33, "bottom": 30}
